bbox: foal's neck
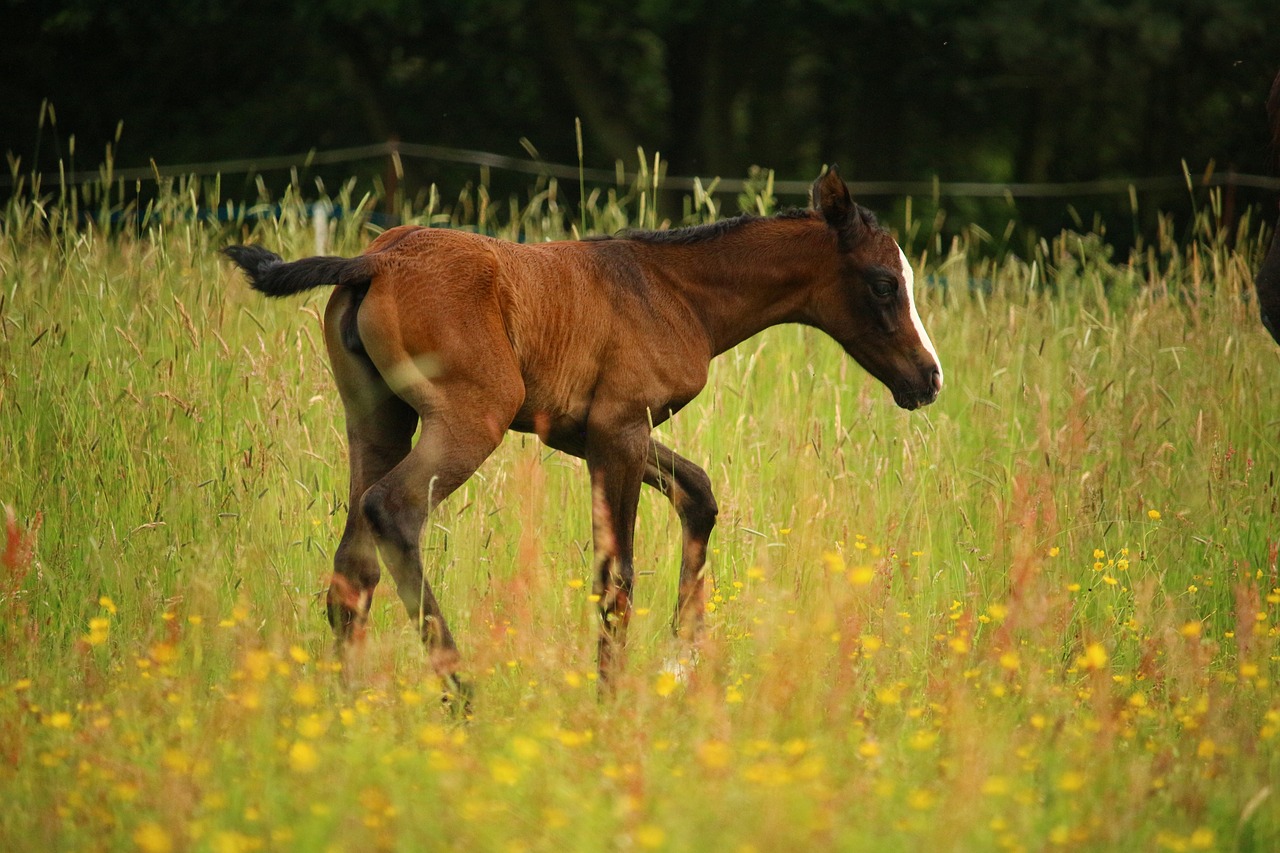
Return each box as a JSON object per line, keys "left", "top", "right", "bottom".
{"left": 640, "top": 215, "right": 834, "bottom": 356}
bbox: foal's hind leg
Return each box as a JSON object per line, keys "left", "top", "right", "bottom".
{"left": 328, "top": 400, "right": 416, "bottom": 648}
{"left": 327, "top": 397, "right": 415, "bottom": 648}
{"left": 643, "top": 441, "right": 719, "bottom": 643}
{"left": 360, "top": 376, "right": 522, "bottom": 696}
{"left": 324, "top": 290, "right": 417, "bottom": 663}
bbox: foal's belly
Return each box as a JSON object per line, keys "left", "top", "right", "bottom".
{"left": 508, "top": 399, "right": 590, "bottom": 441}
{"left": 507, "top": 369, "right": 689, "bottom": 441}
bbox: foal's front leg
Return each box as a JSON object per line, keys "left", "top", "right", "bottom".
{"left": 584, "top": 423, "right": 649, "bottom": 686}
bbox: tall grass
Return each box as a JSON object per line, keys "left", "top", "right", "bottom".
{"left": 0, "top": 166, "right": 1278, "bottom": 851}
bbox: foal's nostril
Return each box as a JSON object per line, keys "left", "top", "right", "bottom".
{"left": 929, "top": 366, "right": 943, "bottom": 393}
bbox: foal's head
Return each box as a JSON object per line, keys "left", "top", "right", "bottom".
{"left": 808, "top": 167, "right": 942, "bottom": 410}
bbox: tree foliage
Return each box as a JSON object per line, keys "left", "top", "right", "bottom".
{"left": 2, "top": 0, "right": 1277, "bottom": 213}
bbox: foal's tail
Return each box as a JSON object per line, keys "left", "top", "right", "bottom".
{"left": 222, "top": 245, "right": 375, "bottom": 297}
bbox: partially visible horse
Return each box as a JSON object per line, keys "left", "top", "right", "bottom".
{"left": 223, "top": 166, "right": 942, "bottom": 699}
{"left": 1257, "top": 69, "right": 1280, "bottom": 343}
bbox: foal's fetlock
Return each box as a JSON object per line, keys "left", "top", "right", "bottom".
{"left": 326, "top": 574, "right": 371, "bottom": 634}
{"left": 440, "top": 673, "right": 474, "bottom": 720}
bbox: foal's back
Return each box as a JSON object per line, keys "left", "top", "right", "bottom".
{"left": 354, "top": 226, "right": 710, "bottom": 431}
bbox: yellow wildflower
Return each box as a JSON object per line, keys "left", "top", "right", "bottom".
{"left": 291, "top": 682, "right": 319, "bottom": 707}
{"left": 1057, "top": 771, "right": 1086, "bottom": 792}
{"left": 1189, "top": 828, "right": 1214, "bottom": 850}
{"left": 635, "top": 825, "right": 666, "bottom": 849}
{"left": 490, "top": 758, "right": 520, "bottom": 786}
{"left": 1077, "top": 643, "right": 1108, "bottom": 671}
{"left": 907, "top": 788, "right": 936, "bottom": 811}
{"left": 85, "top": 617, "right": 110, "bottom": 646}
{"left": 653, "top": 672, "right": 679, "bottom": 698}
{"left": 696, "top": 740, "right": 732, "bottom": 770}
{"left": 848, "top": 566, "right": 874, "bottom": 586}
{"left": 296, "top": 714, "right": 327, "bottom": 739}
{"left": 511, "top": 737, "right": 541, "bottom": 761}
{"left": 981, "top": 776, "right": 1010, "bottom": 796}
{"left": 133, "top": 823, "right": 173, "bottom": 853}
{"left": 288, "top": 741, "right": 319, "bottom": 773}
{"left": 244, "top": 650, "right": 272, "bottom": 681}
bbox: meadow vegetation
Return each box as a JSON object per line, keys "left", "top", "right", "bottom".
{"left": 1, "top": 169, "right": 1278, "bottom": 851}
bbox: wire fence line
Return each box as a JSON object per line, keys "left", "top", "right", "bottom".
{"left": 6, "top": 138, "right": 1280, "bottom": 198}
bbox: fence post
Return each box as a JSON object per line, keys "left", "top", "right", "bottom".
{"left": 313, "top": 202, "right": 329, "bottom": 256}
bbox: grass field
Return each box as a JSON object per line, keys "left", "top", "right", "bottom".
{"left": 1, "top": 174, "right": 1279, "bottom": 851}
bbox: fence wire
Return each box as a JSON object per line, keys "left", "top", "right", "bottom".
{"left": 5, "top": 139, "right": 1280, "bottom": 197}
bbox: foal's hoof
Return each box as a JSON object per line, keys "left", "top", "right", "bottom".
{"left": 660, "top": 648, "right": 701, "bottom": 685}
{"left": 441, "top": 674, "right": 474, "bottom": 720}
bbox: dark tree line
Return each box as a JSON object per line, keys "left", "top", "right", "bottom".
{"left": 2, "top": 0, "right": 1278, "bottom": 233}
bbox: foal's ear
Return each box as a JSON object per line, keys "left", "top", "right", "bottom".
{"left": 813, "top": 164, "right": 854, "bottom": 230}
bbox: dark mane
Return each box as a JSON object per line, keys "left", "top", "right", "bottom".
{"left": 606, "top": 205, "right": 880, "bottom": 245}
{"left": 602, "top": 208, "right": 809, "bottom": 245}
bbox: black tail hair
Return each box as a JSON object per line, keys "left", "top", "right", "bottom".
{"left": 221, "top": 244, "right": 374, "bottom": 297}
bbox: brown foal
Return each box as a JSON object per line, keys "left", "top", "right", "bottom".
{"left": 223, "top": 166, "right": 942, "bottom": 699}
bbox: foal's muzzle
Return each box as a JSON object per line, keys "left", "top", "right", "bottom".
{"left": 894, "top": 366, "right": 942, "bottom": 410}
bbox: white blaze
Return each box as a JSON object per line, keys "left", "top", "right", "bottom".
{"left": 897, "top": 245, "right": 942, "bottom": 387}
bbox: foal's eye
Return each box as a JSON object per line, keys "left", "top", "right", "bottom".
{"left": 871, "top": 277, "right": 898, "bottom": 298}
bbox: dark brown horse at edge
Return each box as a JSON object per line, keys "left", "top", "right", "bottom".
{"left": 1257, "top": 69, "right": 1280, "bottom": 343}
{"left": 223, "top": 166, "right": 942, "bottom": 702}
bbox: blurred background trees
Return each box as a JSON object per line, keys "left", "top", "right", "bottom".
{"left": 2, "top": 0, "right": 1277, "bottom": 239}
